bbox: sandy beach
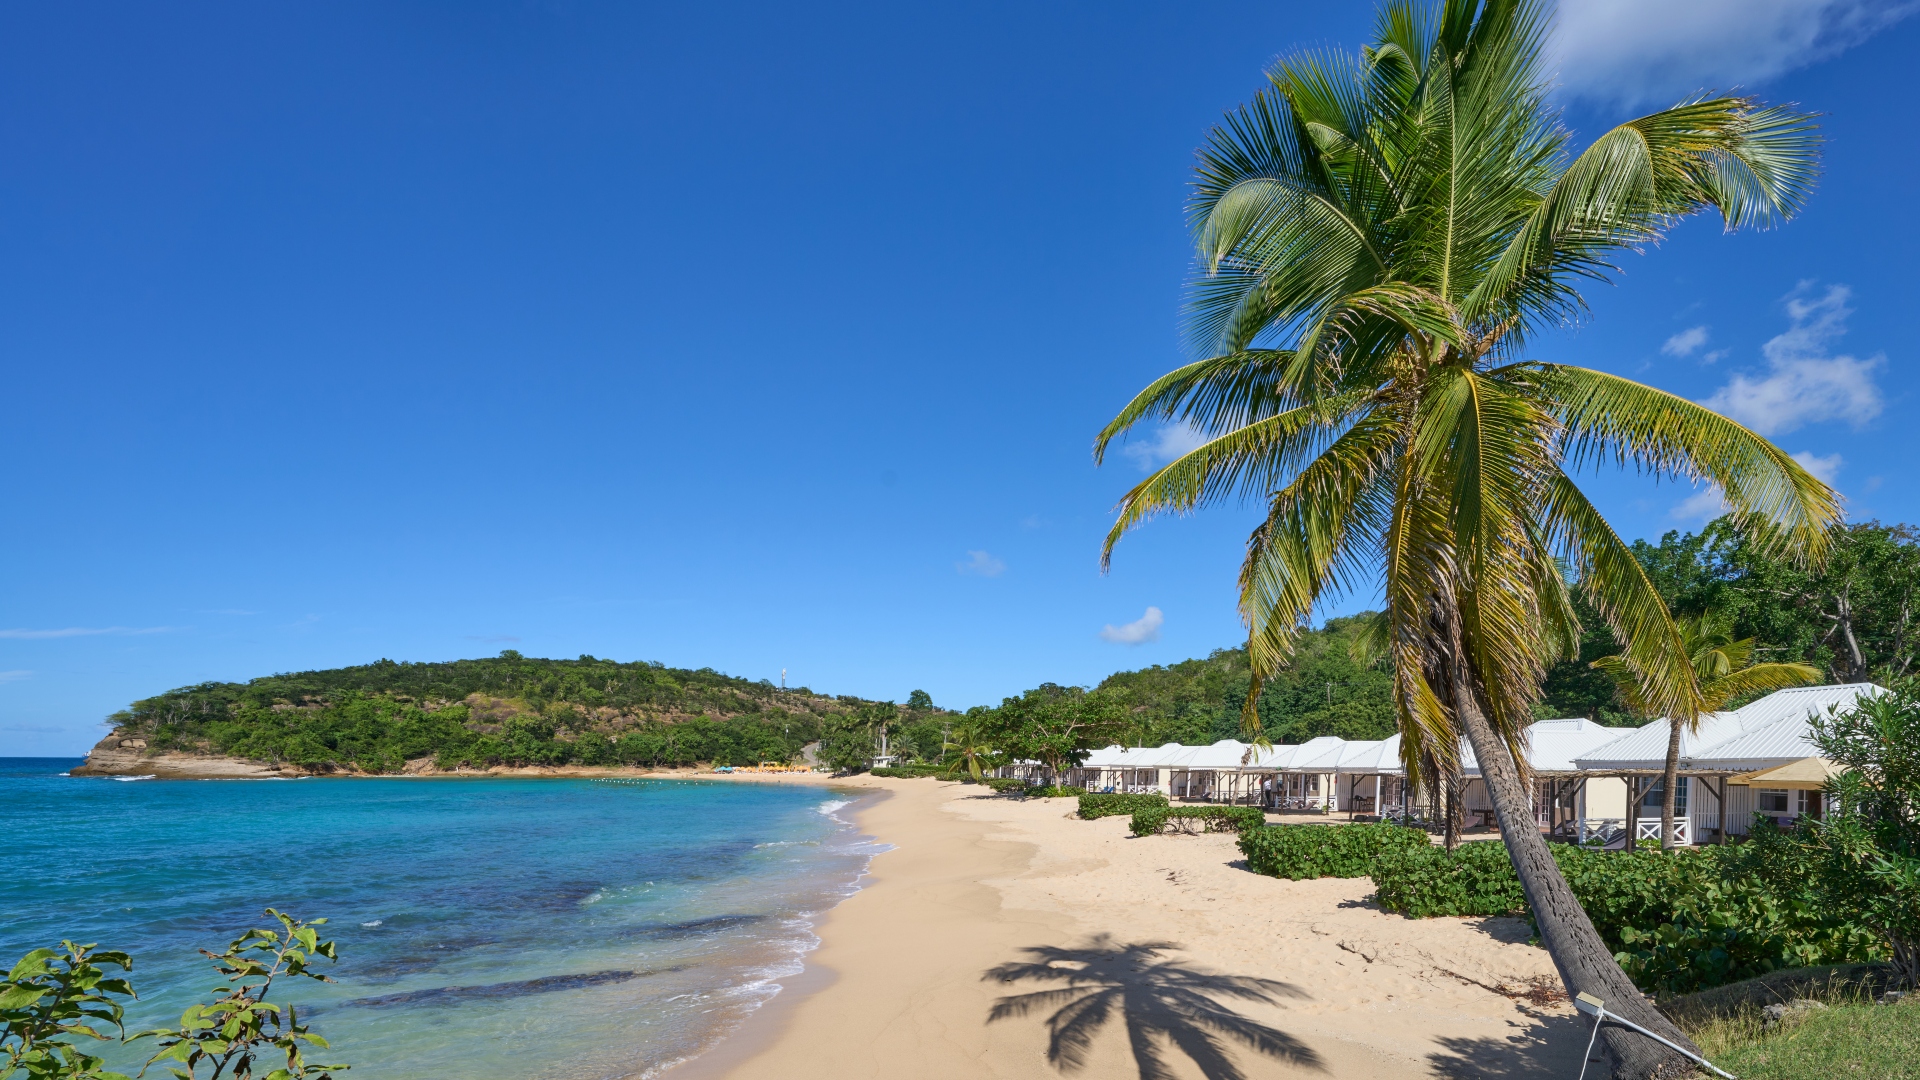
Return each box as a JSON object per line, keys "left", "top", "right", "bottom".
{"left": 672, "top": 776, "right": 1591, "bottom": 1080}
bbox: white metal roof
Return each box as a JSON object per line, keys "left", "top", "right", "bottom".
{"left": 1574, "top": 683, "right": 1884, "bottom": 772}
{"left": 1179, "top": 739, "right": 1254, "bottom": 769}
{"left": 1243, "top": 742, "right": 1300, "bottom": 769}
{"left": 1287, "top": 736, "right": 1350, "bottom": 770}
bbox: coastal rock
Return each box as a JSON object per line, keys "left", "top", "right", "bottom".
{"left": 70, "top": 732, "right": 294, "bottom": 779}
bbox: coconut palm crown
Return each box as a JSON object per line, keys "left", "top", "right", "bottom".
{"left": 1094, "top": 2, "right": 1841, "bottom": 1071}
{"left": 1097, "top": 0, "right": 1837, "bottom": 784}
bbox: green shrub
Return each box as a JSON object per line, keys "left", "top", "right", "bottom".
{"left": 1129, "top": 806, "right": 1265, "bottom": 837}
{"left": 981, "top": 778, "right": 1031, "bottom": 793}
{"left": 1371, "top": 838, "right": 1526, "bottom": 916}
{"left": 1365, "top": 835, "right": 1885, "bottom": 994}
{"left": 1237, "top": 822, "right": 1430, "bottom": 879}
{"left": 1028, "top": 785, "right": 1083, "bottom": 798}
{"left": 1077, "top": 793, "right": 1169, "bottom": 820}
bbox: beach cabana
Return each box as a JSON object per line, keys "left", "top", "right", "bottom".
{"left": 1168, "top": 740, "right": 1253, "bottom": 802}
{"left": 1455, "top": 717, "right": 1633, "bottom": 838}
{"left": 1237, "top": 742, "right": 1299, "bottom": 808}
{"left": 1571, "top": 683, "right": 1882, "bottom": 846}
{"left": 1331, "top": 736, "right": 1406, "bottom": 819}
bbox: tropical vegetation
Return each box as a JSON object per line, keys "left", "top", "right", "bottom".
{"left": 1093, "top": 0, "right": 1833, "bottom": 1072}
{"left": 1, "top": 912, "right": 343, "bottom": 1080}
{"left": 99, "top": 653, "right": 911, "bottom": 773}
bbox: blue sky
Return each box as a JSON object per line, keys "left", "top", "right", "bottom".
{"left": 3, "top": 1, "right": 1916, "bottom": 755}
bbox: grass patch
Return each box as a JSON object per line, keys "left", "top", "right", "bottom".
{"left": 1685, "top": 994, "right": 1918, "bottom": 1079}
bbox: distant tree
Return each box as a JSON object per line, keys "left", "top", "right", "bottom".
{"left": 905, "top": 689, "right": 934, "bottom": 711}
{"left": 980, "top": 685, "right": 1129, "bottom": 780}
{"left": 941, "top": 714, "right": 999, "bottom": 782}
{"left": 814, "top": 716, "right": 877, "bottom": 775}
{"left": 1635, "top": 520, "right": 1920, "bottom": 683}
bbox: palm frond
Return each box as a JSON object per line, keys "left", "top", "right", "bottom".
{"left": 1542, "top": 364, "right": 1841, "bottom": 562}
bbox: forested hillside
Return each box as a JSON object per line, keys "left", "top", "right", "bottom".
{"left": 1093, "top": 615, "right": 1398, "bottom": 745}
{"left": 105, "top": 651, "right": 891, "bottom": 772}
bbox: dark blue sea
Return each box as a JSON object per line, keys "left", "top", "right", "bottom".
{"left": 0, "top": 759, "right": 876, "bottom": 1079}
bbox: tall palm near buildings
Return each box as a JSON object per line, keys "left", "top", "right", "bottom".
{"left": 942, "top": 717, "right": 997, "bottom": 782}
{"left": 1095, "top": 2, "right": 1837, "bottom": 1073}
{"left": 1593, "top": 610, "right": 1821, "bottom": 850}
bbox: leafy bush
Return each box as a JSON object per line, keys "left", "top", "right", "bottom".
{"left": 982, "top": 778, "right": 1031, "bottom": 793}
{"left": 1811, "top": 683, "right": 1920, "bottom": 988}
{"left": 1028, "top": 785, "right": 1083, "bottom": 798}
{"left": 1364, "top": 835, "right": 1884, "bottom": 993}
{"left": 2, "top": 911, "right": 345, "bottom": 1080}
{"left": 0, "top": 941, "right": 133, "bottom": 1080}
{"left": 1370, "top": 838, "right": 1527, "bottom": 917}
{"left": 132, "top": 910, "right": 343, "bottom": 1080}
{"left": 1129, "top": 806, "right": 1265, "bottom": 837}
{"left": 1237, "top": 822, "right": 1430, "bottom": 879}
{"left": 1077, "top": 793, "right": 1169, "bottom": 820}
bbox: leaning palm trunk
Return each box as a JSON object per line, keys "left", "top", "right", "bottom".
{"left": 1095, "top": 2, "right": 1839, "bottom": 1075}
{"left": 1439, "top": 610, "right": 1694, "bottom": 1075}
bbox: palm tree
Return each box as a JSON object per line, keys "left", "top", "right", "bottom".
{"left": 1593, "top": 610, "right": 1821, "bottom": 850}
{"left": 942, "top": 715, "right": 998, "bottom": 782}
{"left": 1094, "top": 2, "right": 1836, "bottom": 1074}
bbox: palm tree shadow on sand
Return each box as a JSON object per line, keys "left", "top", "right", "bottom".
{"left": 984, "top": 935, "right": 1324, "bottom": 1079}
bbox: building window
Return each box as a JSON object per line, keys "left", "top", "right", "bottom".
{"left": 1642, "top": 776, "right": 1688, "bottom": 815}
{"left": 1795, "top": 789, "right": 1824, "bottom": 818}
{"left": 1757, "top": 788, "right": 1789, "bottom": 814}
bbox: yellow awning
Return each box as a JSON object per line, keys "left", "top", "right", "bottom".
{"left": 1734, "top": 757, "right": 1845, "bottom": 786}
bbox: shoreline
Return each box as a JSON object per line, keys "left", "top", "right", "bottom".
{"left": 661, "top": 779, "right": 1594, "bottom": 1080}
{"left": 665, "top": 776, "right": 1075, "bottom": 1080}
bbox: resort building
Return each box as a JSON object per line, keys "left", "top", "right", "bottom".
{"left": 1051, "top": 682, "right": 1882, "bottom": 846}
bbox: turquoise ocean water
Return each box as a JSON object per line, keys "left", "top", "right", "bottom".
{"left": 0, "top": 760, "right": 876, "bottom": 1079}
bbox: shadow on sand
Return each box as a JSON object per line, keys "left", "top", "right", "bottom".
{"left": 984, "top": 935, "right": 1324, "bottom": 1079}
{"left": 1425, "top": 1012, "right": 1596, "bottom": 1077}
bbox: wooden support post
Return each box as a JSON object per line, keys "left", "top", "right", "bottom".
{"left": 1625, "top": 776, "right": 1642, "bottom": 852}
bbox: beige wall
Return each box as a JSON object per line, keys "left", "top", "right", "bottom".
{"left": 1583, "top": 776, "right": 1627, "bottom": 820}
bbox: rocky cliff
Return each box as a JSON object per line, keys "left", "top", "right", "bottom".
{"left": 70, "top": 732, "right": 293, "bottom": 779}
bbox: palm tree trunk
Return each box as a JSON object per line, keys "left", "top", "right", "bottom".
{"left": 1441, "top": 640, "right": 1694, "bottom": 1078}
{"left": 1660, "top": 720, "right": 1682, "bottom": 852}
{"left": 1443, "top": 768, "right": 1461, "bottom": 851}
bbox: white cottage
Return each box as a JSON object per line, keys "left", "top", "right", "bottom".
{"left": 1571, "top": 683, "right": 1882, "bottom": 846}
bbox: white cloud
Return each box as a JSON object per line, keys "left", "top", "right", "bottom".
{"left": 0, "top": 670, "right": 32, "bottom": 683}
{"left": 956, "top": 550, "right": 1006, "bottom": 577}
{"left": 1672, "top": 486, "right": 1730, "bottom": 521}
{"left": 1550, "top": 0, "right": 1919, "bottom": 107}
{"left": 1099, "top": 606, "right": 1164, "bottom": 645}
{"left": 1700, "top": 284, "right": 1883, "bottom": 436}
{"left": 0, "top": 626, "right": 176, "bottom": 639}
{"left": 1791, "top": 450, "right": 1844, "bottom": 483}
{"left": 1120, "top": 422, "right": 1208, "bottom": 472}
{"left": 1662, "top": 325, "right": 1710, "bottom": 358}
